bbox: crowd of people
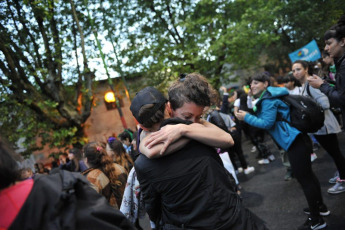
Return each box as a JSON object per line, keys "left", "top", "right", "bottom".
{"left": 1, "top": 14, "right": 345, "bottom": 230}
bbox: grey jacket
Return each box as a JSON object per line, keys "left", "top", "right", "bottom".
{"left": 301, "top": 82, "right": 341, "bottom": 135}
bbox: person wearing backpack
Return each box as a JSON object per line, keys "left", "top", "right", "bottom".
{"left": 292, "top": 60, "right": 345, "bottom": 195}
{"left": 235, "top": 72, "right": 327, "bottom": 230}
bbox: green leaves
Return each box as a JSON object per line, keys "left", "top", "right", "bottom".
{"left": 1, "top": 0, "right": 344, "bottom": 157}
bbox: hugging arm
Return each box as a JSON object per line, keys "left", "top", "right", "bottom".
{"left": 142, "top": 120, "right": 234, "bottom": 158}
{"left": 140, "top": 135, "right": 190, "bottom": 159}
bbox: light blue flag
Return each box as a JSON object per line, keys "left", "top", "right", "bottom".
{"left": 288, "top": 40, "right": 321, "bottom": 63}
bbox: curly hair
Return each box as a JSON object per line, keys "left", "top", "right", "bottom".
{"left": 84, "top": 142, "right": 122, "bottom": 187}
{"left": 106, "top": 139, "right": 133, "bottom": 173}
{"left": 168, "top": 73, "right": 218, "bottom": 110}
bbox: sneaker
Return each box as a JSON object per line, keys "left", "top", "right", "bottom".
{"left": 311, "top": 153, "right": 318, "bottom": 162}
{"left": 268, "top": 154, "right": 275, "bottom": 161}
{"left": 258, "top": 159, "right": 270, "bottom": 164}
{"left": 244, "top": 166, "right": 255, "bottom": 175}
{"left": 284, "top": 170, "right": 293, "bottom": 181}
{"left": 250, "top": 146, "right": 257, "bottom": 152}
{"left": 327, "top": 179, "right": 345, "bottom": 194}
{"left": 298, "top": 216, "right": 326, "bottom": 230}
{"left": 303, "top": 204, "right": 330, "bottom": 216}
{"left": 312, "top": 142, "right": 320, "bottom": 152}
{"left": 329, "top": 171, "right": 339, "bottom": 184}
{"left": 237, "top": 167, "right": 243, "bottom": 173}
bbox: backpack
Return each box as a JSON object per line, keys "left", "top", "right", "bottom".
{"left": 10, "top": 170, "right": 136, "bottom": 230}
{"left": 277, "top": 94, "right": 325, "bottom": 133}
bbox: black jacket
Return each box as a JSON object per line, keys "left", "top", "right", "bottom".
{"left": 135, "top": 118, "right": 267, "bottom": 230}
{"left": 10, "top": 170, "right": 136, "bottom": 230}
{"left": 320, "top": 52, "right": 345, "bottom": 126}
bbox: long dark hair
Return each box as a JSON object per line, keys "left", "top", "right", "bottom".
{"left": 84, "top": 142, "right": 122, "bottom": 187}
{"left": 107, "top": 139, "right": 133, "bottom": 173}
{"left": 68, "top": 148, "right": 82, "bottom": 172}
{"left": 0, "top": 135, "right": 20, "bottom": 190}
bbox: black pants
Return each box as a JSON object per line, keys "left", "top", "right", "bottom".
{"left": 252, "top": 129, "right": 271, "bottom": 159}
{"left": 314, "top": 133, "right": 345, "bottom": 179}
{"left": 228, "top": 129, "right": 248, "bottom": 169}
{"left": 287, "top": 134, "right": 323, "bottom": 219}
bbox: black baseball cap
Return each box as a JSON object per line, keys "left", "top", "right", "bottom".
{"left": 130, "top": 87, "right": 167, "bottom": 124}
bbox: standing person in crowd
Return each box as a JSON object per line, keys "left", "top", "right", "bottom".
{"left": 283, "top": 73, "right": 318, "bottom": 164}
{"left": 319, "top": 51, "right": 336, "bottom": 85}
{"left": 82, "top": 141, "right": 128, "bottom": 209}
{"left": 118, "top": 129, "right": 135, "bottom": 156}
{"left": 318, "top": 51, "right": 343, "bottom": 127}
{"left": 63, "top": 148, "right": 88, "bottom": 172}
{"left": 34, "top": 163, "right": 49, "bottom": 175}
{"left": 130, "top": 131, "right": 140, "bottom": 161}
{"left": 283, "top": 73, "right": 302, "bottom": 95}
{"left": 206, "top": 107, "right": 241, "bottom": 186}
{"left": 132, "top": 82, "right": 267, "bottom": 230}
{"left": 233, "top": 87, "right": 275, "bottom": 165}
{"left": 20, "top": 168, "right": 34, "bottom": 180}
{"left": 235, "top": 73, "right": 327, "bottom": 230}
{"left": 309, "top": 15, "right": 345, "bottom": 128}
{"left": 218, "top": 86, "right": 255, "bottom": 175}
{"left": 106, "top": 137, "right": 134, "bottom": 173}
{"left": 293, "top": 60, "right": 345, "bottom": 194}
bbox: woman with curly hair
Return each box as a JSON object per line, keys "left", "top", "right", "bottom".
{"left": 106, "top": 138, "right": 134, "bottom": 173}
{"left": 83, "top": 142, "right": 128, "bottom": 209}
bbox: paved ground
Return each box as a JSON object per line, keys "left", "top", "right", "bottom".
{"left": 139, "top": 132, "right": 345, "bottom": 230}
{"left": 238, "top": 131, "right": 345, "bottom": 230}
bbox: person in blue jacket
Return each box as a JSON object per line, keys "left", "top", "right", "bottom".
{"left": 235, "top": 72, "right": 327, "bottom": 230}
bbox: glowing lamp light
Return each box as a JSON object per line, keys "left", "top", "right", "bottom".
{"left": 104, "top": 91, "right": 116, "bottom": 103}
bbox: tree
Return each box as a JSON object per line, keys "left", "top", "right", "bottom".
{"left": 0, "top": 0, "right": 94, "bottom": 154}
{"left": 1, "top": 0, "right": 344, "bottom": 155}
{"left": 110, "top": 0, "right": 344, "bottom": 87}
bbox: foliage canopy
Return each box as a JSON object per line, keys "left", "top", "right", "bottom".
{"left": 0, "top": 0, "right": 343, "bottom": 155}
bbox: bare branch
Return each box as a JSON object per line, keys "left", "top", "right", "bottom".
{"left": 69, "top": 0, "right": 88, "bottom": 71}
{"left": 48, "top": 0, "right": 63, "bottom": 81}
{"left": 150, "top": 3, "right": 180, "bottom": 45}
{"left": 166, "top": 1, "right": 183, "bottom": 45}
{"left": 12, "top": 0, "right": 43, "bottom": 70}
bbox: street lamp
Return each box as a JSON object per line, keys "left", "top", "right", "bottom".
{"left": 104, "top": 90, "right": 128, "bottom": 129}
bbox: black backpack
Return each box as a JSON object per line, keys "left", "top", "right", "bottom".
{"left": 10, "top": 170, "right": 137, "bottom": 230}
{"left": 277, "top": 94, "right": 325, "bottom": 133}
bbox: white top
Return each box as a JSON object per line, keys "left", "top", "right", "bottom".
{"left": 288, "top": 87, "right": 302, "bottom": 95}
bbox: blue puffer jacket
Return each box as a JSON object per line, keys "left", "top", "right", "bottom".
{"left": 244, "top": 86, "right": 301, "bottom": 151}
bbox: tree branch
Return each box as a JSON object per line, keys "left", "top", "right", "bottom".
{"left": 150, "top": 3, "right": 180, "bottom": 45}
{"left": 70, "top": 0, "right": 88, "bottom": 71}
{"left": 166, "top": 1, "right": 183, "bottom": 45}
{"left": 12, "top": 0, "right": 43, "bottom": 70}
{"left": 48, "top": 0, "right": 63, "bottom": 81}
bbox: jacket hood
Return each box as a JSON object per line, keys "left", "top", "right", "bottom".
{"left": 265, "top": 86, "right": 289, "bottom": 98}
